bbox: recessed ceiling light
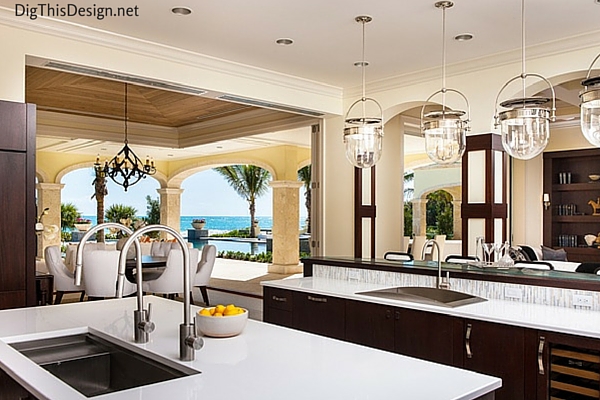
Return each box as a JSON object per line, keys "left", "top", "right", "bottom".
{"left": 454, "top": 33, "right": 473, "bottom": 42}
{"left": 171, "top": 7, "right": 192, "bottom": 16}
{"left": 353, "top": 61, "right": 369, "bottom": 67}
{"left": 167, "top": 154, "right": 174, "bottom": 157}
{"left": 216, "top": 145, "right": 223, "bottom": 149}
{"left": 100, "top": 147, "right": 107, "bottom": 151}
{"left": 276, "top": 38, "right": 293, "bottom": 46}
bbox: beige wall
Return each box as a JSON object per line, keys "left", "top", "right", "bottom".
{"left": 1, "top": 15, "right": 599, "bottom": 258}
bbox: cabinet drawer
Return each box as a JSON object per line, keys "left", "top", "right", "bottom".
{"left": 264, "top": 287, "right": 293, "bottom": 311}
{"left": 293, "top": 292, "right": 345, "bottom": 340}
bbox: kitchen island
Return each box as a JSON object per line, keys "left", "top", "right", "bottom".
{"left": 0, "top": 296, "right": 500, "bottom": 399}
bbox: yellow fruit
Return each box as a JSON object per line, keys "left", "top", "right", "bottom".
{"left": 225, "top": 304, "right": 236, "bottom": 312}
{"left": 215, "top": 304, "right": 226, "bottom": 314}
{"left": 236, "top": 307, "right": 245, "bottom": 314}
{"left": 209, "top": 307, "right": 216, "bottom": 315}
{"left": 213, "top": 312, "right": 223, "bottom": 317}
{"left": 199, "top": 308, "right": 211, "bottom": 316}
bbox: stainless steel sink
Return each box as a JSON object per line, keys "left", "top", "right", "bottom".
{"left": 10, "top": 333, "right": 200, "bottom": 397}
{"left": 357, "top": 286, "right": 487, "bottom": 308}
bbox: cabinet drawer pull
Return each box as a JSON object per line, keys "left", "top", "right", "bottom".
{"left": 465, "top": 323, "right": 473, "bottom": 359}
{"left": 386, "top": 310, "right": 392, "bottom": 319}
{"left": 394, "top": 311, "right": 400, "bottom": 320}
{"left": 538, "top": 336, "right": 545, "bottom": 375}
{"left": 307, "top": 295, "right": 327, "bottom": 303}
{"left": 272, "top": 295, "right": 287, "bottom": 302}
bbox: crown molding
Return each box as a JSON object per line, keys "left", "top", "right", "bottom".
{"left": 0, "top": 8, "right": 341, "bottom": 102}
{"left": 346, "top": 30, "right": 600, "bottom": 98}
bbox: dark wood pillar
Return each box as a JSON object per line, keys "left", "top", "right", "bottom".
{"left": 461, "top": 133, "right": 508, "bottom": 256}
{"left": 354, "top": 166, "right": 376, "bottom": 258}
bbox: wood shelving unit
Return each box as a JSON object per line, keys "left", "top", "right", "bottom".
{"left": 543, "top": 149, "right": 600, "bottom": 262}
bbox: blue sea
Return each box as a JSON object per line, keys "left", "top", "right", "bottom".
{"left": 81, "top": 215, "right": 277, "bottom": 254}
{"left": 82, "top": 215, "right": 274, "bottom": 233}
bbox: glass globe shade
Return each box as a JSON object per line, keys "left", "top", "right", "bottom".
{"left": 580, "top": 89, "right": 600, "bottom": 147}
{"left": 343, "top": 124, "right": 383, "bottom": 168}
{"left": 498, "top": 107, "right": 550, "bottom": 160}
{"left": 423, "top": 117, "right": 466, "bottom": 164}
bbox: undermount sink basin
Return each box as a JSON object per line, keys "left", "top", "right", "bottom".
{"left": 357, "top": 286, "right": 487, "bottom": 308}
{"left": 10, "top": 333, "right": 200, "bottom": 397}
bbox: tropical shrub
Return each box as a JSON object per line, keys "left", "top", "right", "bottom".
{"left": 61, "top": 203, "right": 81, "bottom": 231}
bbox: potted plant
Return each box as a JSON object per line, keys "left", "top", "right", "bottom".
{"left": 74, "top": 217, "right": 93, "bottom": 231}
{"left": 192, "top": 218, "right": 206, "bottom": 230}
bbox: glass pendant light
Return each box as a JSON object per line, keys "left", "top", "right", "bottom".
{"left": 580, "top": 53, "right": 600, "bottom": 147}
{"left": 493, "top": 0, "right": 555, "bottom": 160}
{"left": 421, "top": 1, "right": 470, "bottom": 165}
{"left": 343, "top": 16, "right": 384, "bottom": 169}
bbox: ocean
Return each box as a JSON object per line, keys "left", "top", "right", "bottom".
{"left": 80, "top": 215, "right": 278, "bottom": 254}
{"left": 82, "top": 215, "right": 274, "bottom": 233}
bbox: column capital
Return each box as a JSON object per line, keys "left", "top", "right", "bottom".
{"left": 157, "top": 188, "right": 184, "bottom": 195}
{"left": 269, "top": 180, "right": 303, "bottom": 189}
{"left": 36, "top": 182, "right": 65, "bottom": 190}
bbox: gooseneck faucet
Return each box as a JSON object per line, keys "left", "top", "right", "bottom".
{"left": 73, "top": 223, "right": 152, "bottom": 343}
{"left": 422, "top": 239, "right": 450, "bottom": 290}
{"left": 118, "top": 224, "right": 203, "bottom": 361}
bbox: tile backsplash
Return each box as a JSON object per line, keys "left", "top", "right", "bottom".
{"left": 314, "top": 264, "right": 600, "bottom": 311}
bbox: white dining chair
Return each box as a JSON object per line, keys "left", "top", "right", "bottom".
{"left": 411, "top": 236, "right": 428, "bottom": 261}
{"left": 82, "top": 249, "right": 137, "bottom": 299}
{"left": 142, "top": 248, "right": 200, "bottom": 299}
{"left": 191, "top": 244, "right": 217, "bottom": 306}
{"left": 44, "top": 245, "right": 86, "bottom": 304}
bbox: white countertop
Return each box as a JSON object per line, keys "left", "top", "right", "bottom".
{"left": 263, "top": 277, "right": 600, "bottom": 339}
{"left": 0, "top": 296, "right": 500, "bottom": 400}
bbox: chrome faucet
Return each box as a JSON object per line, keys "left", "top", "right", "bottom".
{"left": 73, "top": 223, "right": 153, "bottom": 343}
{"left": 422, "top": 239, "right": 450, "bottom": 290}
{"left": 118, "top": 224, "right": 203, "bottom": 361}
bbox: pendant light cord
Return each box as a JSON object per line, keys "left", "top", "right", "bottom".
{"left": 124, "top": 83, "right": 129, "bottom": 144}
{"left": 441, "top": 4, "right": 447, "bottom": 111}
{"left": 361, "top": 18, "right": 366, "bottom": 118}
{"left": 521, "top": 0, "right": 526, "bottom": 98}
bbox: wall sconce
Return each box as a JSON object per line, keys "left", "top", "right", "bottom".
{"left": 543, "top": 193, "right": 551, "bottom": 210}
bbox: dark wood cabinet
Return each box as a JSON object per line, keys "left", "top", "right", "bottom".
{"left": 396, "top": 307, "right": 461, "bottom": 367}
{"left": 263, "top": 286, "right": 294, "bottom": 328}
{"left": 0, "top": 100, "right": 36, "bottom": 309}
{"left": 0, "top": 367, "right": 37, "bottom": 400}
{"left": 292, "top": 291, "right": 345, "bottom": 340}
{"left": 462, "top": 319, "right": 528, "bottom": 400}
{"left": 543, "top": 149, "right": 600, "bottom": 262}
{"left": 345, "top": 299, "right": 395, "bottom": 352}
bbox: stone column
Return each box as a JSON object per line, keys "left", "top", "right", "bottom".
{"left": 36, "top": 183, "right": 64, "bottom": 258}
{"left": 412, "top": 198, "right": 427, "bottom": 236}
{"left": 452, "top": 200, "right": 462, "bottom": 240}
{"left": 157, "top": 188, "right": 183, "bottom": 239}
{"left": 269, "top": 180, "right": 303, "bottom": 274}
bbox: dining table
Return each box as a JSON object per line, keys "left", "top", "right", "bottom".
{"left": 125, "top": 255, "right": 168, "bottom": 283}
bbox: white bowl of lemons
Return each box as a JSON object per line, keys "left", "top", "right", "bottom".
{"left": 196, "top": 304, "right": 248, "bottom": 338}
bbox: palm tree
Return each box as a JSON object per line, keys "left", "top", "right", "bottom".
{"left": 213, "top": 165, "right": 271, "bottom": 238}
{"left": 105, "top": 204, "right": 138, "bottom": 238}
{"left": 92, "top": 166, "right": 107, "bottom": 242}
{"left": 298, "top": 165, "right": 311, "bottom": 233}
{"left": 60, "top": 203, "right": 81, "bottom": 231}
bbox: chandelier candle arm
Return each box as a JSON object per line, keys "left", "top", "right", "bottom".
{"left": 94, "top": 83, "right": 156, "bottom": 191}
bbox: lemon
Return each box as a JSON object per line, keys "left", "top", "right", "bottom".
{"left": 215, "top": 304, "right": 226, "bottom": 314}
{"left": 213, "top": 312, "right": 223, "bottom": 317}
{"left": 199, "top": 308, "right": 211, "bottom": 316}
{"left": 209, "top": 307, "right": 216, "bottom": 316}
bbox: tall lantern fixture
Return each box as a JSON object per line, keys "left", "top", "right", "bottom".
{"left": 421, "top": 1, "right": 470, "bottom": 165}
{"left": 343, "top": 16, "right": 384, "bottom": 169}
{"left": 580, "top": 54, "right": 600, "bottom": 147}
{"left": 493, "top": 0, "right": 555, "bottom": 160}
{"left": 94, "top": 83, "right": 156, "bottom": 191}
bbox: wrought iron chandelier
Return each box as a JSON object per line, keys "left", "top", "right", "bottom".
{"left": 493, "top": 0, "right": 555, "bottom": 160}
{"left": 94, "top": 83, "right": 156, "bottom": 191}
{"left": 343, "top": 15, "right": 384, "bottom": 169}
{"left": 420, "top": 1, "right": 470, "bottom": 165}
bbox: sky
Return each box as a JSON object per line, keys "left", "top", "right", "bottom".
{"left": 60, "top": 168, "right": 307, "bottom": 218}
